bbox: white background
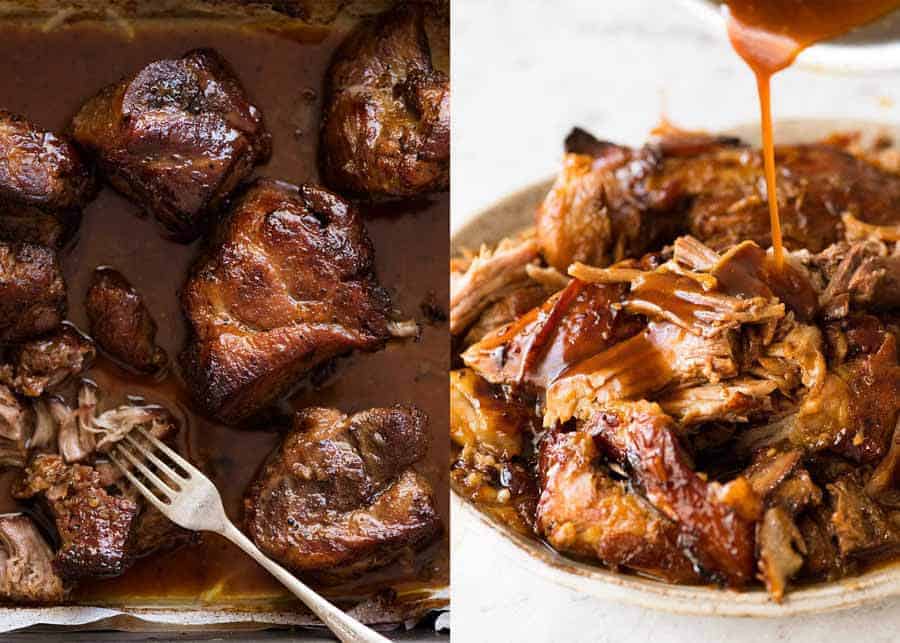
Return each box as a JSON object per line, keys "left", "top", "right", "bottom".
{"left": 450, "top": 1, "right": 900, "bottom": 641}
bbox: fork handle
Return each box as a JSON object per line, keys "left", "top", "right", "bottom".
{"left": 219, "top": 521, "right": 393, "bottom": 643}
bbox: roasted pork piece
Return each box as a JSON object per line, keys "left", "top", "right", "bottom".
{"left": 0, "top": 111, "right": 95, "bottom": 247}
{"left": 0, "top": 325, "right": 94, "bottom": 397}
{"left": 321, "top": 2, "right": 449, "bottom": 197}
{"left": 245, "top": 406, "right": 441, "bottom": 577}
{"left": 71, "top": 49, "right": 271, "bottom": 241}
{"left": 587, "top": 401, "right": 758, "bottom": 586}
{"left": 0, "top": 242, "right": 66, "bottom": 342}
{"left": 180, "top": 179, "right": 391, "bottom": 423}
{"left": 0, "top": 513, "right": 66, "bottom": 603}
{"left": 15, "top": 454, "right": 138, "bottom": 579}
{"left": 86, "top": 268, "right": 166, "bottom": 373}
{"left": 453, "top": 216, "right": 900, "bottom": 597}
{"left": 536, "top": 430, "right": 701, "bottom": 584}
{"left": 449, "top": 368, "right": 539, "bottom": 535}
{"left": 12, "top": 384, "right": 190, "bottom": 579}
{"left": 536, "top": 128, "right": 900, "bottom": 271}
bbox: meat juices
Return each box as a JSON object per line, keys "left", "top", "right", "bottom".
{"left": 0, "top": 242, "right": 66, "bottom": 342}
{"left": 321, "top": 2, "right": 450, "bottom": 197}
{"left": 180, "top": 178, "right": 391, "bottom": 424}
{"left": 244, "top": 406, "right": 441, "bottom": 577}
{"left": 0, "top": 111, "right": 95, "bottom": 247}
{"left": 85, "top": 268, "right": 166, "bottom": 373}
{"left": 70, "top": 48, "right": 271, "bottom": 241}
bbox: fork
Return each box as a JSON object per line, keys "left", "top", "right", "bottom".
{"left": 108, "top": 426, "right": 392, "bottom": 643}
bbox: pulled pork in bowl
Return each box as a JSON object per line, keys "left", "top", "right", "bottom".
{"left": 450, "top": 119, "right": 900, "bottom": 613}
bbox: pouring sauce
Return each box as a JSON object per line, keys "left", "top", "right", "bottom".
{"left": 722, "top": 0, "right": 900, "bottom": 267}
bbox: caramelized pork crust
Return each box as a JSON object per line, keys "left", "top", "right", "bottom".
{"left": 0, "top": 242, "right": 66, "bottom": 342}
{"left": 0, "top": 111, "right": 95, "bottom": 247}
{"left": 587, "top": 402, "right": 758, "bottom": 586}
{"left": 0, "top": 513, "right": 66, "bottom": 603}
{"left": 245, "top": 406, "right": 441, "bottom": 577}
{"left": 71, "top": 49, "right": 271, "bottom": 241}
{"left": 457, "top": 128, "right": 900, "bottom": 599}
{"left": 536, "top": 430, "right": 701, "bottom": 583}
{"left": 321, "top": 2, "right": 449, "bottom": 197}
{"left": 180, "top": 179, "right": 391, "bottom": 423}
{"left": 537, "top": 128, "right": 900, "bottom": 271}
{"left": 14, "top": 454, "right": 139, "bottom": 579}
{"left": 0, "top": 324, "right": 95, "bottom": 397}
{"left": 86, "top": 268, "right": 166, "bottom": 373}
{"left": 462, "top": 279, "right": 643, "bottom": 390}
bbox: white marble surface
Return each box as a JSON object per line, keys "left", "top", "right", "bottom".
{"left": 450, "top": 1, "right": 900, "bottom": 641}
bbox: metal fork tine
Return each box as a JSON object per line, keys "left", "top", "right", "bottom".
{"left": 123, "top": 432, "right": 186, "bottom": 483}
{"left": 109, "top": 451, "right": 171, "bottom": 514}
{"left": 114, "top": 444, "right": 176, "bottom": 499}
{"left": 135, "top": 425, "right": 195, "bottom": 475}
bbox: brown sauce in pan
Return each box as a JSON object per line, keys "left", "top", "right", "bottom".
{"left": 0, "top": 18, "right": 448, "bottom": 608}
{"left": 723, "top": 0, "right": 900, "bottom": 267}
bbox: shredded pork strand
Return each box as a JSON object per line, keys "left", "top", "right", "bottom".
{"left": 450, "top": 234, "right": 540, "bottom": 334}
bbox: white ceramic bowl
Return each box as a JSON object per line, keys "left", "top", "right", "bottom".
{"left": 680, "top": 0, "right": 900, "bottom": 73}
{"left": 451, "top": 118, "right": 900, "bottom": 617}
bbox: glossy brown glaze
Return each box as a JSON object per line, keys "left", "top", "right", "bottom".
{"left": 462, "top": 279, "right": 643, "bottom": 389}
{"left": 587, "top": 402, "right": 758, "bottom": 587}
{"left": 0, "top": 110, "right": 95, "bottom": 247}
{"left": 536, "top": 129, "right": 900, "bottom": 273}
{"left": 180, "top": 179, "right": 391, "bottom": 424}
{"left": 0, "top": 16, "right": 448, "bottom": 608}
{"left": 723, "top": 0, "right": 900, "bottom": 266}
{"left": 321, "top": 2, "right": 450, "bottom": 198}
{"left": 70, "top": 48, "right": 272, "bottom": 242}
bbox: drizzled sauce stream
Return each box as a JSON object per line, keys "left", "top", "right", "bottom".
{"left": 723, "top": 0, "right": 900, "bottom": 266}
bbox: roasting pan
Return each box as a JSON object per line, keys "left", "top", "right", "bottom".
{"left": 451, "top": 118, "right": 900, "bottom": 618}
{"left": 0, "top": 0, "right": 449, "bottom": 636}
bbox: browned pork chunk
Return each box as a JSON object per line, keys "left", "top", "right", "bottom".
{"left": 537, "top": 128, "right": 900, "bottom": 271}
{"left": 14, "top": 454, "right": 139, "bottom": 579}
{"left": 0, "top": 513, "right": 66, "bottom": 603}
{"left": 588, "top": 401, "right": 759, "bottom": 586}
{"left": 0, "top": 243, "right": 65, "bottom": 342}
{"left": 86, "top": 268, "right": 166, "bottom": 373}
{"left": 321, "top": 2, "right": 449, "bottom": 197}
{"left": 245, "top": 406, "right": 441, "bottom": 577}
{"left": 180, "top": 179, "right": 391, "bottom": 423}
{"left": 71, "top": 49, "right": 271, "bottom": 241}
{"left": 0, "top": 325, "right": 94, "bottom": 397}
{"left": 536, "top": 430, "right": 701, "bottom": 583}
{"left": 0, "top": 110, "right": 95, "bottom": 247}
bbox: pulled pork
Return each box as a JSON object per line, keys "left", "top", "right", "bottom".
{"left": 453, "top": 209, "right": 900, "bottom": 599}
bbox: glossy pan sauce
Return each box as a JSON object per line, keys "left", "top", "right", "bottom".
{"left": 0, "top": 17, "right": 449, "bottom": 608}
{"left": 724, "top": 0, "right": 900, "bottom": 266}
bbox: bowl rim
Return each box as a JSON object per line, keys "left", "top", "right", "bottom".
{"left": 451, "top": 118, "right": 900, "bottom": 617}
{"left": 678, "top": 0, "right": 900, "bottom": 73}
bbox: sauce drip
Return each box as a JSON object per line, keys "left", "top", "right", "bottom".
{"left": 723, "top": 0, "right": 900, "bottom": 267}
